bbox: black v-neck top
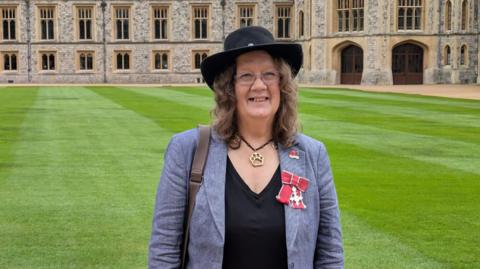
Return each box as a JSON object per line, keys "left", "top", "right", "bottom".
{"left": 222, "top": 157, "right": 288, "bottom": 269}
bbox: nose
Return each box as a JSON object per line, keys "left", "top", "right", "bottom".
{"left": 250, "top": 75, "right": 267, "bottom": 90}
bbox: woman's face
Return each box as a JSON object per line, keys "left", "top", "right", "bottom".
{"left": 234, "top": 50, "right": 281, "bottom": 124}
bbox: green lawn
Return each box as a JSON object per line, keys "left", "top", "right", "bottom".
{"left": 0, "top": 86, "right": 478, "bottom": 268}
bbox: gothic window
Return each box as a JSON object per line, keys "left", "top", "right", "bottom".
{"left": 1, "top": 52, "right": 17, "bottom": 71}
{"left": 397, "top": 0, "right": 422, "bottom": 30}
{"left": 460, "top": 45, "right": 467, "bottom": 66}
{"left": 78, "top": 51, "right": 94, "bottom": 71}
{"left": 1, "top": 7, "right": 16, "bottom": 40}
{"left": 153, "top": 51, "right": 169, "bottom": 70}
{"left": 115, "top": 51, "right": 130, "bottom": 70}
{"left": 40, "top": 51, "right": 56, "bottom": 71}
{"left": 114, "top": 7, "right": 130, "bottom": 40}
{"left": 77, "top": 6, "right": 93, "bottom": 40}
{"left": 238, "top": 5, "right": 255, "bottom": 28}
{"left": 298, "top": 11, "right": 305, "bottom": 37}
{"left": 445, "top": 0, "right": 452, "bottom": 31}
{"left": 461, "top": 0, "right": 468, "bottom": 31}
{"left": 153, "top": 6, "right": 168, "bottom": 40}
{"left": 193, "top": 50, "right": 208, "bottom": 69}
{"left": 443, "top": 45, "right": 451, "bottom": 65}
{"left": 337, "top": 0, "right": 364, "bottom": 32}
{"left": 192, "top": 6, "right": 208, "bottom": 39}
{"left": 39, "top": 6, "right": 55, "bottom": 40}
{"left": 276, "top": 5, "right": 292, "bottom": 38}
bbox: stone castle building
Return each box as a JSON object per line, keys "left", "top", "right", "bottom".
{"left": 0, "top": 0, "right": 479, "bottom": 84}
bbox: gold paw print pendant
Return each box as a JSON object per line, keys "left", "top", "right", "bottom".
{"left": 249, "top": 152, "right": 264, "bottom": 167}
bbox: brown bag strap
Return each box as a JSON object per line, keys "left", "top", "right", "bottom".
{"left": 181, "top": 125, "right": 211, "bottom": 269}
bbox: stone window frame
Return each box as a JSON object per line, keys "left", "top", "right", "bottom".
{"left": 74, "top": 5, "right": 96, "bottom": 41}
{"left": 460, "top": 0, "right": 468, "bottom": 31}
{"left": 274, "top": 3, "right": 294, "bottom": 39}
{"left": 0, "top": 5, "right": 18, "bottom": 42}
{"left": 192, "top": 50, "right": 208, "bottom": 70}
{"left": 151, "top": 5, "right": 171, "bottom": 41}
{"left": 152, "top": 50, "right": 171, "bottom": 72}
{"left": 0, "top": 50, "right": 18, "bottom": 72}
{"left": 191, "top": 5, "right": 210, "bottom": 40}
{"left": 36, "top": 5, "right": 58, "bottom": 41}
{"left": 76, "top": 50, "right": 95, "bottom": 72}
{"left": 396, "top": 0, "right": 423, "bottom": 32}
{"left": 443, "top": 45, "right": 451, "bottom": 66}
{"left": 335, "top": 0, "right": 365, "bottom": 33}
{"left": 298, "top": 10, "right": 305, "bottom": 38}
{"left": 112, "top": 5, "right": 132, "bottom": 41}
{"left": 444, "top": 0, "right": 452, "bottom": 32}
{"left": 459, "top": 44, "right": 468, "bottom": 67}
{"left": 237, "top": 4, "right": 256, "bottom": 28}
{"left": 113, "top": 50, "right": 132, "bottom": 72}
{"left": 38, "top": 50, "right": 57, "bottom": 72}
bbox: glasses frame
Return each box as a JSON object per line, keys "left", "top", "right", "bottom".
{"left": 234, "top": 71, "right": 281, "bottom": 87}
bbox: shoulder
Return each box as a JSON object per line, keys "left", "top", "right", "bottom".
{"left": 294, "top": 133, "right": 327, "bottom": 155}
{"left": 169, "top": 128, "right": 198, "bottom": 148}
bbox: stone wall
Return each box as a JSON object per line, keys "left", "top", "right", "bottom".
{"left": 0, "top": 0, "right": 478, "bottom": 85}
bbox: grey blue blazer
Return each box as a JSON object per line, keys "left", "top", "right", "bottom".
{"left": 149, "top": 128, "right": 343, "bottom": 269}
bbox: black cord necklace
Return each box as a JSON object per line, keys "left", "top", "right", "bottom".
{"left": 239, "top": 135, "right": 273, "bottom": 167}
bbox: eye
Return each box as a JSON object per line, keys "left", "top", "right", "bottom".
{"left": 262, "top": 71, "right": 278, "bottom": 80}
{"left": 237, "top": 73, "right": 254, "bottom": 81}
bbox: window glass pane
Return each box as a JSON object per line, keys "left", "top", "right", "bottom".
{"left": 162, "top": 54, "right": 168, "bottom": 69}
{"left": 117, "top": 54, "right": 122, "bottom": 69}
{"left": 79, "top": 21, "right": 85, "bottom": 39}
{"left": 2, "top": 21, "right": 8, "bottom": 39}
{"left": 116, "top": 20, "right": 122, "bottom": 39}
{"left": 42, "top": 54, "right": 48, "bottom": 69}
{"left": 86, "top": 20, "right": 91, "bottom": 39}
{"left": 41, "top": 21, "right": 47, "bottom": 39}
{"left": 124, "top": 20, "right": 129, "bottom": 39}
{"left": 80, "top": 54, "right": 86, "bottom": 70}
{"left": 48, "top": 20, "right": 54, "bottom": 39}
{"left": 124, "top": 54, "right": 129, "bottom": 69}
{"left": 406, "top": 8, "right": 413, "bottom": 29}
{"left": 11, "top": 54, "right": 17, "bottom": 70}
{"left": 4, "top": 55, "right": 10, "bottom": 70}
{"left": 49, "top": 54, "right": 55, "bottom": 69}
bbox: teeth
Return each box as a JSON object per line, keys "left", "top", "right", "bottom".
{"left": 249, "top": 97, "right": 268, "bottom": 102}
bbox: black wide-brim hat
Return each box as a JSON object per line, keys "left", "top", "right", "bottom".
{"left": 200, "top": 26, "right": 303, "bottom": 90}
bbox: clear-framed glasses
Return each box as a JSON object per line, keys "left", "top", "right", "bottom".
{"left": 234, "top": 71, "right": 281, "bottom": 86}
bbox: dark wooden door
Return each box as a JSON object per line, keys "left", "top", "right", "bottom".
{"left": 392, "top": 44, "right": 423, "bottom": 84}
{"left": 341, "top": 45, "right": 363, "bottom": 84}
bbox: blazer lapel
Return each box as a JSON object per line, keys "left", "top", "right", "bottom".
{"left": 279, "top": 143, "right": 306, "bottom": 250}
{"left": 202, "top": 132, "right": 227, "bottom": 241}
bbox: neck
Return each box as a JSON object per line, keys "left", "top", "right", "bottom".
{"left": 237, "top": 118, "right": 273, "bottom": 145}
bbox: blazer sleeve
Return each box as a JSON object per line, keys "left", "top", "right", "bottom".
{"left": 148, "top": 136, "right": 190, "bottom": 269}
{"left": 314, "top": 143, "right": 344, "bottom": 268}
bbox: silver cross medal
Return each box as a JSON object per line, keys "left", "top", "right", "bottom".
{"left": 289, "top": 186, "right": 305, "bottom": 208}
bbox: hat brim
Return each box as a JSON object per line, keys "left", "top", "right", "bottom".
{"left": 200, "top": 43, "right": 303, "bottom": 90}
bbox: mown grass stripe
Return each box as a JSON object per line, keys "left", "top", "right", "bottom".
{"left": 299, "top": 97, "right": 480, "bottom": 146}
{"left": 0, "top": 86, "right": 167, "bottom": 268}
{"left": 0, "top": 87, "right": 39, "bottom": 179}
{"left": 301, "top": 113, "right": 480, "bottom": 175}
{"left": 302, "top": 88, "right": 480, "bottom": 110}
{"left": 89, "top": 86, "right": 211, "bottom": 133}
{"left": 299, "top": 93, "right": 480, "bottom": 129}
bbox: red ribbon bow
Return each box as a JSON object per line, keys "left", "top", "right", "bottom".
{"left": 276, "top": 170, "right": 310, "bottom": 209}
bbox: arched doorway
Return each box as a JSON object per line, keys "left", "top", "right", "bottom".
{"left": 341, "top": 45, "right": 363, "bottom": 84}
{"left": 392, "top": 44, "right": 423, "bottom": 84}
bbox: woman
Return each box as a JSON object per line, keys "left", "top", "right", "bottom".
{"left": 149, "top": 26, "right": 343, "bottom": 269}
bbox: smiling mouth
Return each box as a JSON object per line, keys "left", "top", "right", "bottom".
{"left": 248, "top": 97, "right": 269, "bottom": 102}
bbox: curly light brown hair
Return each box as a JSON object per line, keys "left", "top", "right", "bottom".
{"left": 212, "top": 56, "right": 299, "bottom": 148}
